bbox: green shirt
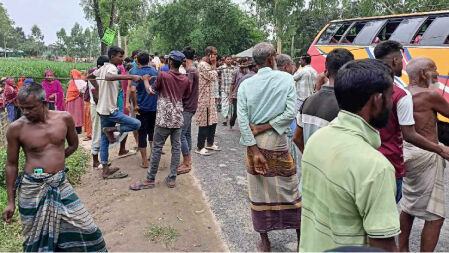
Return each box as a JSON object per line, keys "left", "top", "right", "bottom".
{"left": 300, "top": 110, "right": 400, "bottom": 252}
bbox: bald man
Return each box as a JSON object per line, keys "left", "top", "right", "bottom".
{"left": 399, "top": 57, "right": 449, "bottom": 252}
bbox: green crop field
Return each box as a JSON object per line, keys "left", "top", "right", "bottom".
{"left": 0, "top": 58, "right": 94, "bottom": 88}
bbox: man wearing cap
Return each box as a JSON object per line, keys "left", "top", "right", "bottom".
{"left": 229, "top": 59, "right": 256, "bottom": 130}
{"left": 130, "top": 51, "right": 191, "bottom": 190}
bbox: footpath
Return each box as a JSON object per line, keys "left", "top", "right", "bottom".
{"left": 77, "top": 135, "right": 227, "bottom": 251}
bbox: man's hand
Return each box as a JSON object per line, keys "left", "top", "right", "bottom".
{"left": 2, "top": 203, "right": 15, "bottom": 223}
{"left": 134, "top": 105, "right": 140, "bottom": 116}
{"left": 438, "top": 145, "right": 449, "bottom": 160}
{"left": 49, "top": 94, "right": 55, "bottom": 100}
{"left": 143, "top": 75, "right": 156, "bottom": 82}
{"left": 250, "top": 123, "right": 260, "bottom": 136}
{"left": 132, "top": 75, "right": 142, "bottom": 82}
{"left": 251, "top": 148, "right": 269, "bottom": 175}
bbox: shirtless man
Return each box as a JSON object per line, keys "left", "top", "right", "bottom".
{"left": 399, "top": 57, "right": 449, "bottom": 252}
{"left": 2, "top": 83, "right": 106, "bottom": 252}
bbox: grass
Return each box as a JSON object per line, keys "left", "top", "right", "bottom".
{"left": 145, "top": 224, "right": 179, "bottom": 248}
{"left": 0, "top": 146, "right": 90, "bottom": 251}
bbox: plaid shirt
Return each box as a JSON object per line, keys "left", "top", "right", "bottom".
{"left": 218, "top": 65, "right": 236, "bottom": 94}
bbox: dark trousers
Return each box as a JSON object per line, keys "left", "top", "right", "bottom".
{"left": 197, "top": 124, "right": 217, "bottom": 149}
{"left": 230, "top": 99, "right": 237, "bottom": 127}
{"left": 136, "top": 110, "right": 156, "bottom": 148}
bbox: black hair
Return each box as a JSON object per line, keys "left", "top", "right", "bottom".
{"left": 132, "top": 50, "right": 141, "bottom": 58}
{"left": 18, "top": 82, "right": 46, "bottom": 103}
{"left": 96, "top": 55, "right": 109, "bottom": 67}
{"left": 205, "top": 46, "right": 216, "bottom": 56}
{"left": 137, "top": 51, "right": 150, "bottom": 65}
{"left": 334, "top": 59, "right": 393, "bottom": 113}
{"left": 326, "top": 49, "right": 354, "bottom": 78}
{"left": 182, "top": 46, "right": 195, "bottom": 60}
{"left": 124, "top": 57, "right": 133, "bottom": 64}
{"left": 373, "top": 40, "right": 403, "bottom": 59}
{"left": 154, "top": 52, "right": 159, "bottom": 56}
{"left": 108, "top": 46, "right": 125, "bottom": 59}
{"left": 170, "top": 59, "right": 182, "bottom": 69}
{"left": 125, "top": 63, "right": 134, "bottom": 72}
{"left": 301, "top": 54, "right": 312, "bottom": 64}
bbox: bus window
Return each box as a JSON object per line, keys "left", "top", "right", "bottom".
{"left": 353, "top": 20, "right": 386, "bottom": 45}
{"left": 411, "top": 17, "right": 436, "bottom": 44}
{"left": 331, "top": 23, "right": 351, "bottom": 43}
{"left": 420, "top": 16, "right": 449, "bottom": 46}
{"left": 341, "top": 22, "right": 367, "bottom": 44}
{"left": 317, "top": 23, "right": 342, "bottom": 44}
{"left": 375, "top": 19, "right": 402, "bottom": 42}
{"left": 389, "top": 17, "right": 427, "bottom": 45}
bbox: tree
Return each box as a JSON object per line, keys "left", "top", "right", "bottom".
{"left": 80, "top": 0, "right": 147, "bottom": 55}
{"left": 0, "top": 3, "right": 13, "bottom": 57}
{"left": 249, "top": 0, "right": 303, "bottom": 54}
{"left": 147, "top": 0, "right": 264, "bottom": 56}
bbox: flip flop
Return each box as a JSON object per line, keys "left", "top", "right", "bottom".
{"left": 105, "top": 171, "right": 128, "bottom": 179}
{"left": 129, "top": 181, "right": 155, "bottom": 191}
{"left": 205, "top": 144, "right": 221, "bottom": 151}
{"left": 195, "top": 148, "right": 213, "bottom": 156}
{"left": 117, "top": 149, "right": 137, "bottom": 159}
{"left": 177, "top": 166, "right": 191, "bottom": 175}
{"left": 165, "top": 177, "right": 176, "bottom": 188}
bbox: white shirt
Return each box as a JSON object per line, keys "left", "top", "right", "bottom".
{"left": 394, "top": 77, "right": 415, "bottom": 126}
{"left": 93, "top": 63, "right": 119, "bottom": 115}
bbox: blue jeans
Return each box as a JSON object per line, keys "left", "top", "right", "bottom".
{"left": 99, "top": 110, "right": 141, "bottom": 164}
{"left": 181, "top": 111, "right": 194, "bottom": 156}
{"left": 396, "top": 178, "right": 403, "bottom": 203}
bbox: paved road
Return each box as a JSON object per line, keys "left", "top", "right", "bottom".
{"left": 191, "top": 115, "right": 449, "bottom": 251}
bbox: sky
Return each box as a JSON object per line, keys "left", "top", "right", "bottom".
{"left": 1, "top": 0, "right": 249, "bottom": 45}
{"left": 2, "top": 0, "right": 92, "bottom": 45}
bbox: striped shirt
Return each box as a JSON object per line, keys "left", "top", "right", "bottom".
{"left": 296, "top": 86, "right": 339, "bottom": 145}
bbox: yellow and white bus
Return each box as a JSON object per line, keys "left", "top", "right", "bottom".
{"left": 307, "top": 10, "right": 449, "bottom": 143}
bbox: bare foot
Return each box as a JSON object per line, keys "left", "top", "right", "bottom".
{"left": 140, "top": 163, "right": 149, "bottom": 168}
{"left": 102, "top": 127, "right": 117, "bottom": 143}
{"left": 118, "top": 149, "right": 129, "bottom": 156}
{"left": 83, "top": 136, "right": 92, "bottom": 141}
{"left": 256, "top": 241, "right": 270, "bottom": 252}
{"left": 92, "top": 160, "right": 100, "bottom": 168}
{"left": 102, "top": 167, "right": 120, "bottom": 178}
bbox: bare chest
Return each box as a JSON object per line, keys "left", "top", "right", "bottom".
{"left": 19, "top": 122, "right": 67, "bottom": 152}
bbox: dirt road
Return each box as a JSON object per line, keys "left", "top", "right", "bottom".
{"left": 76, "top": 137, "right": 227, "bottom": 251}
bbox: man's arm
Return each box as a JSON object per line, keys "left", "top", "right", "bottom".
{"left": 399, "top": 91, "right": 449, "bottom": 159}
{"left": 237, "top": 85, "right": 268, "bottom": 175}
{"left": 64, "top": 113, "right": 79, "bottom": 158}
{"left": 105, "top": 73, "right": 141, "bottom": 82}
{"left": 432, "top": 90, "right": 449, "bottom": 119}
{"left": 142, "top": 76, "right": 157, "bottom": 96}
{"left": 293, "top": 126, "right": 305, "bottom": 153}
{"left": 87, "top": 73, "right": 99, "bottom": 104}
{"left": 2, "top": 125, "right": 21, "bottom": 222}
{"left": 293, "top": 69, "right": 305, "bottom": 82}
{"left": 198, "top": 63, "right": 218, "bottom": 82}
{"left": 268, "top": 81, "right": 297, "bottom": 135}
{"left": 401, "top": 125, "right": 449, "bottom": 159}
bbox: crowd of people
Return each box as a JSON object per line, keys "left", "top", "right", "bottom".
{"left": 1, "top": 40, "right": 449, "bottom": 252}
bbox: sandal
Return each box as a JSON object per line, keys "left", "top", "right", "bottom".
{"left": 165, "top": 177, "right": 176, "bottom": 188}
{"left": 195, "top": 148, "right": 213, "bottom": 156}
{"left": 177, "top": 166, "right": 191, "bottom": 175}
{"left": 129, "top": 180, "right": 155, "bottom": 191}
{"left": 205, "top": 144, "right": 221, "bottom": 151}
{"left": 117, "top": 149, "right": 137, "bottom": 159}
{"left": 104, "top": 171, "right": 128, "bottom": 179}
